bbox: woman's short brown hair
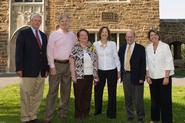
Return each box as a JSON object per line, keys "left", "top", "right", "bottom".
{"left": 147, "top": 28, "right": 160, "bottom": 40}
{"left": 97, "top": 26, "right": 111, "bottom": 40}
{"left": 77, "top": 29, "right": 89, "bottom": 41}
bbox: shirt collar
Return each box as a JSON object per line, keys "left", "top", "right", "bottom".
{"left": 30, "top": 26, "right": 40, "bottom": 34}
{"left": 57, "top": 28, "right": 63, "bottom": 33}
{"left": 57, "top": 28, "right": 70, "bottom": 34}
{"left": 127, "top": 42, "right": 135, "bottom": 49}
{"left": 151, "top": 40, "right": 162, "bottom": 47}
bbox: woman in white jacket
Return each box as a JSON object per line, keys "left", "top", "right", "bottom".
{"left": 146, "top": 29, "right": 174, "bottom": 123}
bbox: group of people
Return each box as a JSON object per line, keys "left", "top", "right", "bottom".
{"left": 16, "top": 13, "right": 174, "bottom": 123}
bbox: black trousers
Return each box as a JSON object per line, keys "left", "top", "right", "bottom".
{"left": 94, "top": 68, "right": 117, "bottom": 118}
{"left": 73, "top": 75, "right": 93, "bottom": 119}
{"left": 150, "top": 77, "right": 172, "bottom": 123}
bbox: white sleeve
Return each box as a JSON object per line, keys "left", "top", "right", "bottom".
{"left": 112, "top": 42, "right": 121, "bottom": 72}
{"left": 164, "top": 44, "right": 174, "bottom": 70}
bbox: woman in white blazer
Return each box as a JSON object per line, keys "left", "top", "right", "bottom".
{"left": 146, "top": 29, "right": 174, "bottom": 123}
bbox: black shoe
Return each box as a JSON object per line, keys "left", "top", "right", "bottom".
{"left": 107, "top": 115, "right": 116, "bottom": 119}
{"left": 127, "top": 117, "right": 134, "bottom": 121}
{"left": 138, "top": 119, "right": 145, "bottom": 123}
{"left": 94, "top": 111, "right": 101, "bottom": 116}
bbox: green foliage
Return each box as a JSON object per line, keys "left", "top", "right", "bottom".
{"left": 181, "top": 44, "right": 185, "bottom": 60}
{"left": 174, "top": 70, "right": 185, "bottom": 77}
{"left": 0, "top": 84, "right": 185, "bottom": 123}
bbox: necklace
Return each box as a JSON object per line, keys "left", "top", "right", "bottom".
{"left": 100, "top": 41, "right": 107, "bottom": 48}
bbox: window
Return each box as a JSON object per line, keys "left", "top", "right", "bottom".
{"left": 88, "top": 32, "right": 126, "bottom": 48}
{"left": 119, "top": 33, "right": 126, "bottom": 47}
{"left": 111, "top": 33, "right": 126, "bottom": 46}
{"left": 89, "top": 33, "right": 96, "bottom": 43}
{"left": 25, "top": 0, "right": 33, "bottom": 2}
{"left": 111, "top": 33, "right": 117, "bottom": 44}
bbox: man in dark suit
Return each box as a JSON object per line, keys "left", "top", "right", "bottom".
{"left": 16, "top": 13, "right": 48, "bottom": 123}
{"left": 118, "top": 30, "right": 146, "bottom": 123}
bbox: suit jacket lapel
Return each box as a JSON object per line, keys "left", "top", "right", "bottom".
{"left": 29, "top": 27, "right": 43, "bottom": 49}
{"left": 122, "top": 45, "right": 127, "bottom": 67}
{"left": 40, "top": 31, "right": 44, "bottom": 49}
{"left": 28, "top": 27, "right": 36, "bottom": 40}
{"left": 130, "top": 43, "right": 138, "bottom": 61}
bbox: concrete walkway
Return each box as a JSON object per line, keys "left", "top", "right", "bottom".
{"left": 171, "top": 77, "right": 185, "bottom": 86}
{"left": 0, "top": 76, "right": 185, "bottom": 89}
{"left": 0, "top": 77, "right": 20, "bottom": 89}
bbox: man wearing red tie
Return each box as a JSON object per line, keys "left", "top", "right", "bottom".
{"left": 16, "top": 13, "right": 49, "bottom": 123}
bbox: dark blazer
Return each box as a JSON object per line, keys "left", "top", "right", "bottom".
{"left": 16, "top": 27, "right": 49, "bottom": 77}
{"left": 118, "top": 43, "right": 146, "bottom": 85}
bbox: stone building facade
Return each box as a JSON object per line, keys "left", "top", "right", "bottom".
{"left": 160, "top": 19, "right": 185, "bottom": 69}
{"left": 0, "top": 0, "right": 160, "bottom": 72}
{"left": 0, "top": 0, "right": 9, "bottom": 72}
{"left": 160, "top": 19, "right": 185, "bottom": 59}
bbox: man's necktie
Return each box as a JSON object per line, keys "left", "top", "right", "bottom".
{"left": 125, "top": 45, "right": 131, "bottom": 71}
{"left": 35, "top": 30, "right": 42, "bottom": 49}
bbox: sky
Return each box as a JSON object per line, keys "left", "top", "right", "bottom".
{"left": 160, "top": 0, "right": 185, "bottom": 19}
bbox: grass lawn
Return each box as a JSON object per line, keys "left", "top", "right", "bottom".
{"left": 0, "top": 83, "right": 185, "bottom": 123}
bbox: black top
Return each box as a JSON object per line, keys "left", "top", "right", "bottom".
{"left": 118, "top": 43, "right": 146, "bottom": 85}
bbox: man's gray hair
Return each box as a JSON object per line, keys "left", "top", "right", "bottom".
{"left": 58, "top": 15, "right": 70, "bottom": 22}
{"left": 30, "top": 13, "right": 42, "bottom": 20}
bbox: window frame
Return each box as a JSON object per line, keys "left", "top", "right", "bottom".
{"left": 88, "top": 29, "right": 127, "bottom": 49}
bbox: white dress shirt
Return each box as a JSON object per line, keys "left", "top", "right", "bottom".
{"left": 31, "top": 26, "right": 42, "bottom": 45}
{"left": 83, "top": 49, "right": 93, "bottom": 75}
{"left": 146, "top": 41, "right": 174, "bottom": 79}
{"left": 124, "top": 42, "right": 135, "bottom": 70}
{"left": 93, "top": 41, "right": 120, "bottom": 71}
{"left": 47, "top": 28, "right": 76, "bottom": 68}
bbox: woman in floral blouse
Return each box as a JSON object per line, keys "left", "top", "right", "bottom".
{"left": 69, "top": 29, "right": 99, "bottom": 119}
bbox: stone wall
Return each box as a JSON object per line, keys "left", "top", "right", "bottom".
{"left": 0, "top": 0, "right": 9, "bottom": 72}
{"left": 0, "top": 0, "right": 160, "bottom": 72}
{"left": 160, "top": 19, "right": 185, "bottom": 44}
{"left": 46, "top": 0, "right": 160, "bottom": 45}
{"left": 160, "top": 19, "right": 185, "bottom": 65}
